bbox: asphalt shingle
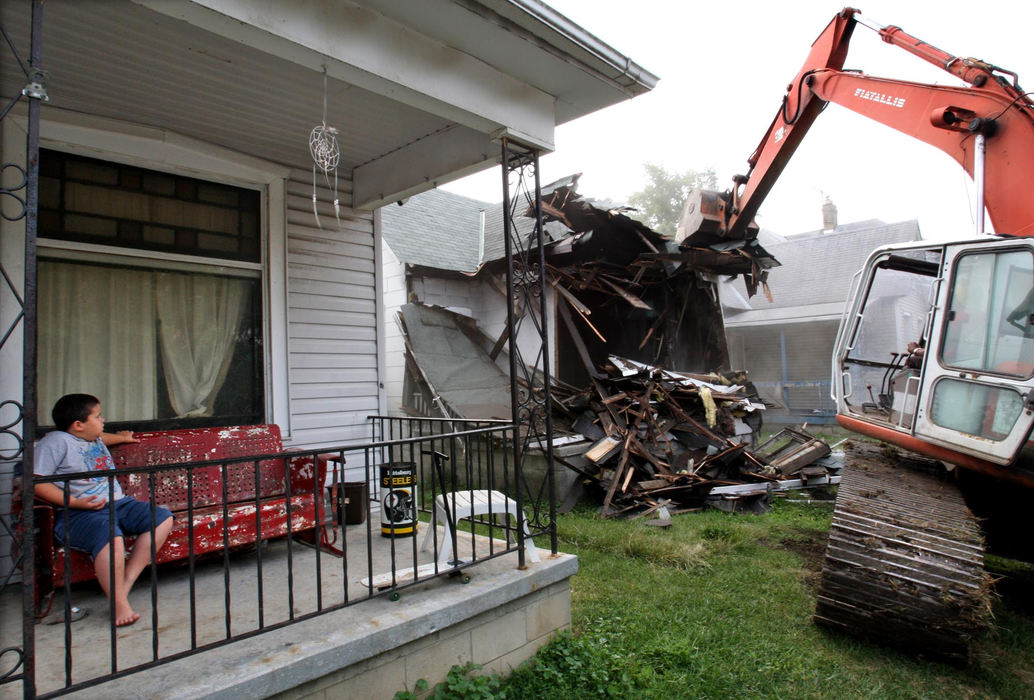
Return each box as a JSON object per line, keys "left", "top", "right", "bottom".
{"left": 380, "top": 189, "right": 492, "bottom": 272}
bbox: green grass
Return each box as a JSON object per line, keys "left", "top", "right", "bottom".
{"left": 413, "top": 497, "right": 1034, "bottom": 699}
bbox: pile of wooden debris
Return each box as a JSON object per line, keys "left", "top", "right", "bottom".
{"left": 552, "top": 356, "right": 837, "bottom": 518}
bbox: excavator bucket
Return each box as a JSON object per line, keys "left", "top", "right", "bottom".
{"left": 675, "top": 188, "right": 726, "bottom": 245}
{"left": 675, "top": 188, "right": 759, "bottom": 246}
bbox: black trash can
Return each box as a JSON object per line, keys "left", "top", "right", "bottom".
{"left": 344, "top": 482, "right": 367, "bottom": 525}
{"left": 330, "top": 482, "right": 368, "bottom": 525}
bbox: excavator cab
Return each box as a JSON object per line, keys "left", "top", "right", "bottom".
{"left": 834, "top": 238, "right": 1034, "bottom": 474}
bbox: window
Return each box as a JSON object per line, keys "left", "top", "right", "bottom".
{"left": 841, "top": 250, "right": 940, "bottom": 422}
{"left": 38, "top": 149, "right": 261, "bottom": 262}
{"left": 926, "top": 249, "right": 1034, "bottom": 442}
{"left": 940, "top": 249, "right": 1034, "bottom": 377}
{"left": 929, "top": 378, "right": 1023, "bottom": 440}
{"left": 36, "top": 150, "right": 265, "bottom": 430}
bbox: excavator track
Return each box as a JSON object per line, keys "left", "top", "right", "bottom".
{"left": 814, "top": 443, "right": 991, "bottom": 665}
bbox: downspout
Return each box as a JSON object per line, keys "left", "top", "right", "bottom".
{"left": 780, "top": 330, "right": 790, "bottom": 416}
{"left": 478, "top": 209, "right": 486, "bottom": 267}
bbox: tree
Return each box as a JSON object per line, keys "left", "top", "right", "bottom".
{"left": 627, "top": 163, "right": 719, "bottom": 238}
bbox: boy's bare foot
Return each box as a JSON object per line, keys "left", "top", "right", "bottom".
{"left": 114, "top": 602, "right": 140, "bottom": 627}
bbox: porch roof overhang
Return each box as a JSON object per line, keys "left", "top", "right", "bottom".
{"left": 0, "top": 0, "right": 656, "bottom": 209}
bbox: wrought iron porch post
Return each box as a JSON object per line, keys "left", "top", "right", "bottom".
{"left": 500, "top": 140, "right": 557, "bottom": 562}
{"left": 0, "top": 1, "right": 44, "bottom": 696}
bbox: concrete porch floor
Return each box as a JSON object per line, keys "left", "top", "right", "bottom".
{"left": 1, "top": 520, "right": 575, "bottom": 699}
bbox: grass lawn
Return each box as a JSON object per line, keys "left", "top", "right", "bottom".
{"left": 410, "top": 497, "right": 1034, "bottom": 699}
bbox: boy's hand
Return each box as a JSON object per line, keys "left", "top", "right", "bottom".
{"left": 77, "top": 494, "right": 107, "bottom": 510}
{"left": 102, "top": 430, "right": 139, "bottom": 446}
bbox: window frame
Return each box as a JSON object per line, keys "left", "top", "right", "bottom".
{"left": 29, "top": 110, "right": 291, "bottom": 436}
{"left": 936, "top": 247, "right": 1034, "bottom": 380}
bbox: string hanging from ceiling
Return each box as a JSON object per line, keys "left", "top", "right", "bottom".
{"left": 309, "top": 65, "right": 341, "bottom": 230}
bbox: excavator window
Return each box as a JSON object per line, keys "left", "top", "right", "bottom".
{"left": 929, "top": 249, "right": 1034, "bottom": 441}
{"left": 939, "top": 250, "right": 1034, "bottom": 377}
{"left": 842, "top": 250, "right": 940, "bottom": 426}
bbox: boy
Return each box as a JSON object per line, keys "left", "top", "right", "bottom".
{"left": 34, "top": 393, "right": 174, "bottom": 627}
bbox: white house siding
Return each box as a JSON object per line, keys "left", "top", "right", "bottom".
{"left": 381, "top": 241, "right": 408, "bottom": 415}
{"left": 284, "top": 172, "right": 382, "bottom": 449}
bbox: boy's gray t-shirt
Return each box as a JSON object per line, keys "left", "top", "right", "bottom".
{"left": 34, "top": 430, "right": 125, "bottom": 502}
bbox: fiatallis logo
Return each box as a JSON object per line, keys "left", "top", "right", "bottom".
{"left": 855, "top": 87, "right": 906, "bottom": 108}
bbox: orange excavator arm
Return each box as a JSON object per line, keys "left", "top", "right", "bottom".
{"left": 681, "top": 7, "right": 1034, "bottom": 243}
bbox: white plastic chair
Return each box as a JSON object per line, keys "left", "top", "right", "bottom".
{"left": 421, "top": 489, "right": 540, "bottom": 564}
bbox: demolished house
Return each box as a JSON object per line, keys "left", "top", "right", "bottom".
{"left": 381, "top": 177, "right": 840, "bottom": 514}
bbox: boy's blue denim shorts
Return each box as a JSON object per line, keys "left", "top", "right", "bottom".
{"left": 53, "top": 497, "right": 174, "bottom": 559}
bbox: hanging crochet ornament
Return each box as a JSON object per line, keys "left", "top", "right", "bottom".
{"left": 309, "top": 66, "right": 341, "bottom": 229}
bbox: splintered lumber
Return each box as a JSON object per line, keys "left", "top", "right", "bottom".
{"left": 598, "top": 275, "right": 652, "bottom": 310}
{"left": 557, "top": 298, "right": 606, "bottom": 378}
{"left": 553, "top": 357, "right": 834, "bottom": 516}
{"left": 601, "top": 451, "right": 630, "bottom": 516}
{"left": 620, "top": 463, "right": 636, "bottom": 492}
{"left": 585, "top": 436, "right": 621, "bottom": 464}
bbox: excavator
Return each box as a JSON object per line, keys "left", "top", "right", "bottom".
{"left": 677, "top": 8, "right": 1034, "bottom": 663}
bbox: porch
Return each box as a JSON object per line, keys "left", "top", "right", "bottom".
{"left": 1, "top": 417, "right": 570, "bottom": 698}
{"left": 1, "top": 518, "right": 573, "bottom": 699}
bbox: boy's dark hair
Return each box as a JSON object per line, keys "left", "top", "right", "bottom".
{"left": 52, "top": 393, "right": 100, "bottom": 431}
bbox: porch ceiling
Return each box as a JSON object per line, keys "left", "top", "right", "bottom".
{"left": 0, "top": 0, "right": 656, "bottom": 209}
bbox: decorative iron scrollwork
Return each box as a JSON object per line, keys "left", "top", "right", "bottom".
{"left": 0, "top": 646, "right": 24, "bottom": 681}
{"left": 0, "top": 400, "right": 24, "bottom": 461}
{"left": 0, "top": 162, "right": 28, "bottom": 222}
{"left": 1, "top": 2, "right": 44, "bottom": 696}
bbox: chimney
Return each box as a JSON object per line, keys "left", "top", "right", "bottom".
{"left": 821, "top": 195, "right": 838, "bottom": 232}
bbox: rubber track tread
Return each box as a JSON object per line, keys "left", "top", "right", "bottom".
{"left": 814, "top": 442, "right": 990, "bottom": 665}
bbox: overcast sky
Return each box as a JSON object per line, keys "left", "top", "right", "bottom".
{"left": 443, "top": 1, "right": 1034, "bottom": 241}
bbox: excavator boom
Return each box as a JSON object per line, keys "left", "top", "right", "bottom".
{"left": 680, "top": 7, "right": 1034, "bottom": 242}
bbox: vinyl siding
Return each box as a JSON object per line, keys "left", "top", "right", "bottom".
{"left": 285, "top": 171, "right": 381, "bottom": 448}
{"left": 381, "top": 241, "right": 409, "bottom": 415}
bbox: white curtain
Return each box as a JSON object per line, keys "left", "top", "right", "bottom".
{"left": 156, "top": 273, "right": 248, "bottom": 417}
{"left": 38, "top": 262, "right": 156, "bottom": 423}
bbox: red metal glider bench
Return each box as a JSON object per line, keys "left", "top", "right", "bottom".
{"left": 19, "top": 424, "right": 330, "bottom": 606}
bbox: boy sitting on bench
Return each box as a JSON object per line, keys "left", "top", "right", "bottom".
{"left": 34, "top": 394, "right": 174, "bottom": 626}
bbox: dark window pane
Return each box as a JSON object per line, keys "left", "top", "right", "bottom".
{"left": 39, "top": 149, "right": 262, "bottom": 263}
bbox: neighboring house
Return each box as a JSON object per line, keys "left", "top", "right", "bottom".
{"left": 0, "top": 1, "right": 656, "bottom": 694}
{"left": 724, "top": 218, "right": 922, "bottom": 425}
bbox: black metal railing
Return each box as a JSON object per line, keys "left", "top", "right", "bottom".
{"left": 3, "top": 418, "right": 546, "bottom": 697}
{"left": 366, "top": 415, "right": 552, "bottom": 567}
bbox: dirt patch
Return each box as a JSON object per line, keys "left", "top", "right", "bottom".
{"left": 776, "top": 531, "right": 827, "bottom": 591}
